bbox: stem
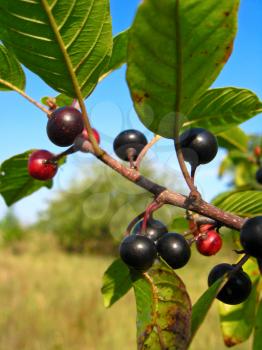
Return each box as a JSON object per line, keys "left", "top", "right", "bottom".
{"left": 98, "top": 151, "right": 245, "bottom": 230}
{"left": 41, "top": 0, "right": 102, "bottom": 156}
{"left": 0, "top": 79, "right": 51, "bottom": 116}
{"left": 173, "top": 0, "right": 200, "bottom": 197}
{"left": 141, "top": 201, "right": 163, "bottom": 233}
{"left": 125, "top": 211, "right": 146, "bottom": 236}
{"left": 135, "top": 135, "right": 161, "bottom": 169}
{"left": 50, "top": 145, "right": 77, "bottom": 162}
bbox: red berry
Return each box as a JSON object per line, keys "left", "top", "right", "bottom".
{"left": 254, "top": 146, "right": 261, "bottom": 158}
{"left": 28, "top": 150, "right": 58, "bottom": 181}
{"left": 196, "top": 230, "right": 222, "bottom": 256}
{"left": 74, "top": 128, "right": 101, "bottom": 153}
{"left": 199, "top": 224, "right": 215, "bottom": 233}
{"left": 82, "top": 128, "right": 100, "bottom": 144}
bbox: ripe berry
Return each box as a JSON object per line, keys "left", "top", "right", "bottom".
{"left": 208, "top": 263, "right": 252, "bottom": 305}
{"left": 179, "top": 128, "right": 218, "bottom": 166}
{"left": 74, "top": 128, "right": 100, "bottom": 153}
{"left": 240, "top": 216, "right": 262, "bottom": 258}
{"left": 28, "top": 150, "right": 58, "bottom": 181}
{"left": 47, "top": 106, "right": 84, "bottom": 147}
{"left": 119, "top": 234, "right": 157, "bottom": 271}
{"left": 156, "top": 233, "right": 191, "bottom": 269}
{"left": 196, "top": 230, "right": 222, "bottom": 256}
{"left": 113, "top": 129, "right": 148, "bottom": 161}
{"left": 256, "top": 168, "right": 262, "bottom": 184}
{"left": 132, "top": 218, "right": 168, "bottom": 242}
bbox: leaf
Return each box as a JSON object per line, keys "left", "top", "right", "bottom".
{"left": 253, "top": 300, "right": 262, "bottom": 350}
{"left": 100, "top": 29, "right": 129, "bottom": 81}
{"left": 212, "top": 190, "right": 262, "bottom": 217}
{"left": 183, "top": 88, "right": 262, "bottom": 134}
{"left": 101, "top": 258, "right": 132, "bottom": 308}
{"left": 219, "top": 259, "right": 260, "bottom": 347}
{"left": 127, "top": 0, "right": 239, "bottom": 138}
{"left": 132, "top": 262, "right": 191, "bottom": 350}
{"left": 0, "top": 151, "right": 53, "bottom": 206}
{"left": 0, "top": 0, "right": 113, "bottom": 98}
{"left": 41, "top": 95, "right": 74, "bottom": 108}
{"left": 217, "top": 127, "right": 249, "bottom": 152}
{"left": 0, "top": 43, "right": 25, "bottom": 91}
{"left": 190, "top": 277, "right": 224, "bottom": 341}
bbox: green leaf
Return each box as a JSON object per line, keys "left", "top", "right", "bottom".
{"left": 219, "top": 259, "right": 260, "bottom": 347}
{"left": 191, "top": 277, "right": 224, "bottom": 342}
{"left": 127, "top": 0, "right": 239, "bottom": 138}
{"left": 253, "top": 300, "right": 262, "bottom": 350}
{"left": 101, "top": 258, "right": 132, "bottom": 308}
{"left": 41, "top": 95, "right": 74, "bottom": 108}
{"left": 0, "top": 151, "right": 53, "bottom": 206}
{"left": 132, "top": 262, "right": 191, "bottom": 350}
{"left": 0, "top": 0, "right": 113, "bottom": 98}
{"left": 100, "top": 29, "right": 129, "bottom": 81}
{"left": 217, "top": 127, "right": 249, "bottom": 152}
{"left": 212, "top": 190, "right": 262, "bottom": 217}
{"left": 183, "top": 88, "right": 262, "bottom": 134}
{"left": 0, "top": 44, "right": 25, "bottom": 91}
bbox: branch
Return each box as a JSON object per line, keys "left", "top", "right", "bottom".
{"left": 135, "top": 135, "right": 161, "bottom": 169}
{"left": 98, "top": 151, "right": 244, "bottom": 230}
{"left": 0, "top": 79, "right": 51, "bottom": 116}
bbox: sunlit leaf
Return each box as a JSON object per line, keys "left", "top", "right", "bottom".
{"left": 127, "top": 0, "right": 239, "bottom": 138}
{"left": 0, "top": 0, "right": 113, "bottom": 98}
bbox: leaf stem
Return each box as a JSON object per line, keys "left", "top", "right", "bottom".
{"left": 40, "top": 0, "right": 102, "bottom": 156}
{"left": 0, "top": 79, "right": 51, "bottom": 116}
{"left": 135, "top": 135, "right": 161, "bottom": 169}
{"left": 173, "top": 0, "right": 200, "bottom": 198}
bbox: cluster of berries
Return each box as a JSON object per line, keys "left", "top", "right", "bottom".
{"left": 113, "top": 128, "right": 262, "bottom": 306}
{"left": 28, "top": 106, "right": 100, "bottom": 181}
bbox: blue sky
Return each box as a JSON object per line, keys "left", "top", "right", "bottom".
{"left": 0, "top": 0, "right": 261, "bottom": 223}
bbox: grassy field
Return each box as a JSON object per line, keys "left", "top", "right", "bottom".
{"left": 0, "top": 236, "right": 251, "bottom": 350}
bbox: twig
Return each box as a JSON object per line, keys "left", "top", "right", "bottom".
{"left": 0, "top": 79, "right": 51, "bottom": 116}
{"left": 98, "top": 151, "right": 245, "bottom": 230}
{"left": 135, "top": 135, "right": 161, "bottom": 169}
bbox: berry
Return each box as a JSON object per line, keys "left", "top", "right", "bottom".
{"left": 196, "top": 230, "right": 222, "bottom": 256}
{"left": 132, "top": 218, "right": 168, "bottom": 241}
{"left": 28, "top": 150, "right": 58, "bottom": 181}
{"left": 119, "top": 234, "right": 157, "bottom": 271}
{"left": 74, "top": 128, "right": 100, "bottom": 153}
{"left": 179, "top": 128, "right": 218, "bottom": 166}
{"left": 208, "top": 263, "right": 252, "bottom": 305}
{"left": 240, "top": 216, "right": 262, "bottom": 258}
{"left": 254, "top": 146, "right": 261, "bottom": 158}
{"left": 47, "top": 106, "right": 84, "bottom": 147}
{"left": 256, "top": 168, "right": 262, "bottom": 184}
{"left": 113, "top": 129, "right": 148, "bottom": 161}
{"left": 156, "top": 233, "right": 191, "bottom": 269}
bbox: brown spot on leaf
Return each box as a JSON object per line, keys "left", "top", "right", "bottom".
{"left": 224, "top": 336, "right": 239, "bottom": 347}
{"left": 224, "top": 11, "right": 230, "bottom": 17}
{"left": 223, "top": 42, "right": 233, "bottom": 63}
{"left": 133, "top": 91, "right": 150, "bottom": 104}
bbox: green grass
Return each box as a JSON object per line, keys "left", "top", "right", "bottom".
{"left": 0, "top": 236, "right": 251, "bottom": 350}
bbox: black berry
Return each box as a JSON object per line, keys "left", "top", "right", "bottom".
{"left": 179, "top": 128, "right": 218, "bottom": 166}
{"left": 208, "top": 263, "right": 252, "bottom": 305}
{"left": 256, "top": 168, "right": 262, "bottom": 184}
{"left": 119, "top": 234, "right": 157, "bottom": 271}
{"left": 113, "top": 129, "right": 147, "bottom": 161}
{"left": 47, "top": 106, "right": 84, "bottom": 147}
{"left": 240, "top": 216, "right": 262, "bottom": 258}
{"left": 132, "top": 218, "right": 168, "bottom": 241}
{"left": 156, "top": 233, "right": 191, "bottom": 269}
